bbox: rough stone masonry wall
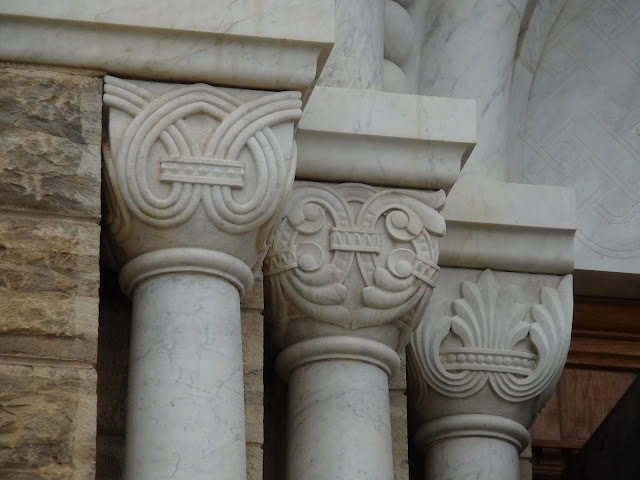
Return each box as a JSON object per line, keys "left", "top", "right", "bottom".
{"left": 0, "top": 62, "right": 102, "bottom": 479}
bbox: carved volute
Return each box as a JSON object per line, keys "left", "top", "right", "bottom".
{"left": 265, "top": 182, "right": 446, "bottom": 374}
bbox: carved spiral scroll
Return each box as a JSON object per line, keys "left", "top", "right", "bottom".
{"left": 103, "top": 76, "right": 301, "bottom": 238}
{"left": 265, "top": 182, "right": 446, "bottom": 351}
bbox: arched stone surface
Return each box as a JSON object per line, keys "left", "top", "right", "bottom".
{"left": 521, "top": 0, "right": 640, "bottom": 293}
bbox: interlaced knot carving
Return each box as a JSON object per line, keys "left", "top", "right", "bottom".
{"left": 102, "top": 76, "right": 302, "bottom": 241}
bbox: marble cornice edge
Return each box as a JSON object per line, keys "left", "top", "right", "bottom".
{"left": 0, "top": 1, "right": 335, "bottom": 92}
{"left": 439, "top": 178, "right": 577, "bottom": 274}
{"left": 295, "top": 86, "right": 477, "bottom": 190}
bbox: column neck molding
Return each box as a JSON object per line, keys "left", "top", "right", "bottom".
{"left": 275, "top": 336, "right": 401, "bottom": 380}
{"left": 119, "top": 247, "right": 254, "bottom": 297}
{"left": 414, "top": 414, "right": 530, "bottom": 452}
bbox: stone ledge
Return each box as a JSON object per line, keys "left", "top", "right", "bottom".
{"left": 0, "top": 0, "right": 334, "bottom": 92}
{"left": 440, "top": 179, "right": 576, "bottom": 274}
{"left": 296, "top": 86, "right": 476, "bottom": 190}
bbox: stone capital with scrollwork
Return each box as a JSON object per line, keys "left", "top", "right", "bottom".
{"left": 408, "top": 267, "right": 574, "bottom": 453}
{"left": 265, "top": 181, "right": 447, "bottom": 378}
{"left": 102, "top": 75, "right": 302, "bottom": 296}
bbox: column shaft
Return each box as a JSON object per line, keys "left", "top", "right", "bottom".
{"left": 318, "top": 0, "right": 385, "bottom": 90}
{"left": 420, "top": 0, "right": 521, "bottom": 179}
{"left": 287, "top": 360, "right": 394, "bottom": 480}
{"left": 125, "top": 273, "right": 246, "bottom": 480}
{"left": 425, "top": 437, "right": 520, "bottom": 480}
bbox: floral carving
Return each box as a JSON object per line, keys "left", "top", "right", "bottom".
{"left": 102, "top": 76, "right": 302, "bottom": 242}
{"left": 410, "top": 270, "right": 573, "bottom": 402}
{"left": 265, "top": 182, "right": 446, "bottom": 350}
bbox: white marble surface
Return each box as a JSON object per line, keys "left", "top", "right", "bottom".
{"left": 439, "top": 178, "right": 576, "bottom": 274}
{"left": 401, "top": 0, "right": 429, "bottom": 95}
{"left": 103, "top": 77, "right": 300, "bottom": 271}
{"left": 265, "top": 182, "right": 447, "bottom": 353}
{"left": 318, "top": 0, "right": 384, "bottom": 90}
{"left": 126, "top": 273, "right": 246, "bottom": 480}
{"left": 521, "top": 0, "right": 640, "bottom": 289}
{"left": 384, "top": 1, "right": 414, "bottom": 68}
{"left": 287, "top": 360, "right": 394, "bottom": 480}
{"left": 425, "top": 436, "right": 520, "bottom": 480}
{"left": 383, "top": 0, "right": 413, "bottom": 93}
{"left": 295, "top": 86, "right": 476, "bottom": 189}
{"left": 409, "top": 267, "right": 572, "bottom": 480}
{"left": 509, "top": 0, "right": 567, "bottom": 181}
{"left": 409, "top": 268, "right": 573, "bottom": 426}
{"left": 0, "top": 0, "right": 334, "bottom": 90}
{"left": 419, "top": 0, "right": 522, "bottom": 181}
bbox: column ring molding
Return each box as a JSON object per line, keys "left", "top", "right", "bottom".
{"left": 414, "top": 414, "right": 530, "bottom": 452}
{"left": 275, "top": 335, "right": 401, "bottom": 380}
{"left": 119, "top": 247, "right": 254, "bottom": 297}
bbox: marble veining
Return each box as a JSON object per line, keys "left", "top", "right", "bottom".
{"left": 287, "top": 360, "right": 394, "bottom": 480}
{"left": 523, "top": 0, "right": 640, "bottom": 280}
{"left": 126, "top": 274, "right": 246, "bottom": 480}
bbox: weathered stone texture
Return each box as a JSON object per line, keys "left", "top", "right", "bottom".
{"left": 0, "top": 63, "right": 102, "bottom": 218}
{"left": 242, "top": 308, "right": 264, "bottom": 445}
{"left": 247, "top": 442, "right": 264, "bottom": 480}
{"left": 242, "top": 274, "right": 265, "bottom": 480}
{"left": 0, "top": 364, "right": 96, "bottom": 480}
{"left": 0, "top": 63, "right": 102, "bottom": 480}
{"left": 391, "top": 350, "right": 409, "bottom": 480}
{"left": 0, "top": 213, "right": 99, "bottom": 362}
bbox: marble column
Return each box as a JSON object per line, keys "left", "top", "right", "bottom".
{"left": 318, "top": 0, "right": 385, "bottom": 90}
{"left": 102, "top": 75, "right": 302, "bottom": 480}
{"left": 279, "top": 341, "right": 397, "bottom": 480}
{"left": 408, "top": 268, "right": 574, "bottom": 480}
{"left": 265, "top": 182, "right": 448, "bottom": 480}
{"left": 420, "top": 0, "right": 527, "bottom": 180}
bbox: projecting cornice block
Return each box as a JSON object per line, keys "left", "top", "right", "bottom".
{"left": 295, "top": 86, "right": 476, "bottom": 190}
{"left": 0, "top": 0, "right": 334, "bottom": 92}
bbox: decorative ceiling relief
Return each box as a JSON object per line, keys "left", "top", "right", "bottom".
{"left": 523, "top": 0, "right": 640, "bottom": 272}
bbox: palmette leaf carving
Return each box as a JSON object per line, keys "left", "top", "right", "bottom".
{"left": 410, "top": 270, "right": 573, "bottom": 402}
{"left": 265, "top": 182, "right": 446, "bottom": 351}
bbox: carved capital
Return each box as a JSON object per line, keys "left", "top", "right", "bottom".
{"left": 102, "top": 76, "right": 302, "bottom": 291}
{"left": 408, "top": 268, "right": 573, "bottom": 450}
{"left": 265, "top": 181, "right": 446, "bottom": 376}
